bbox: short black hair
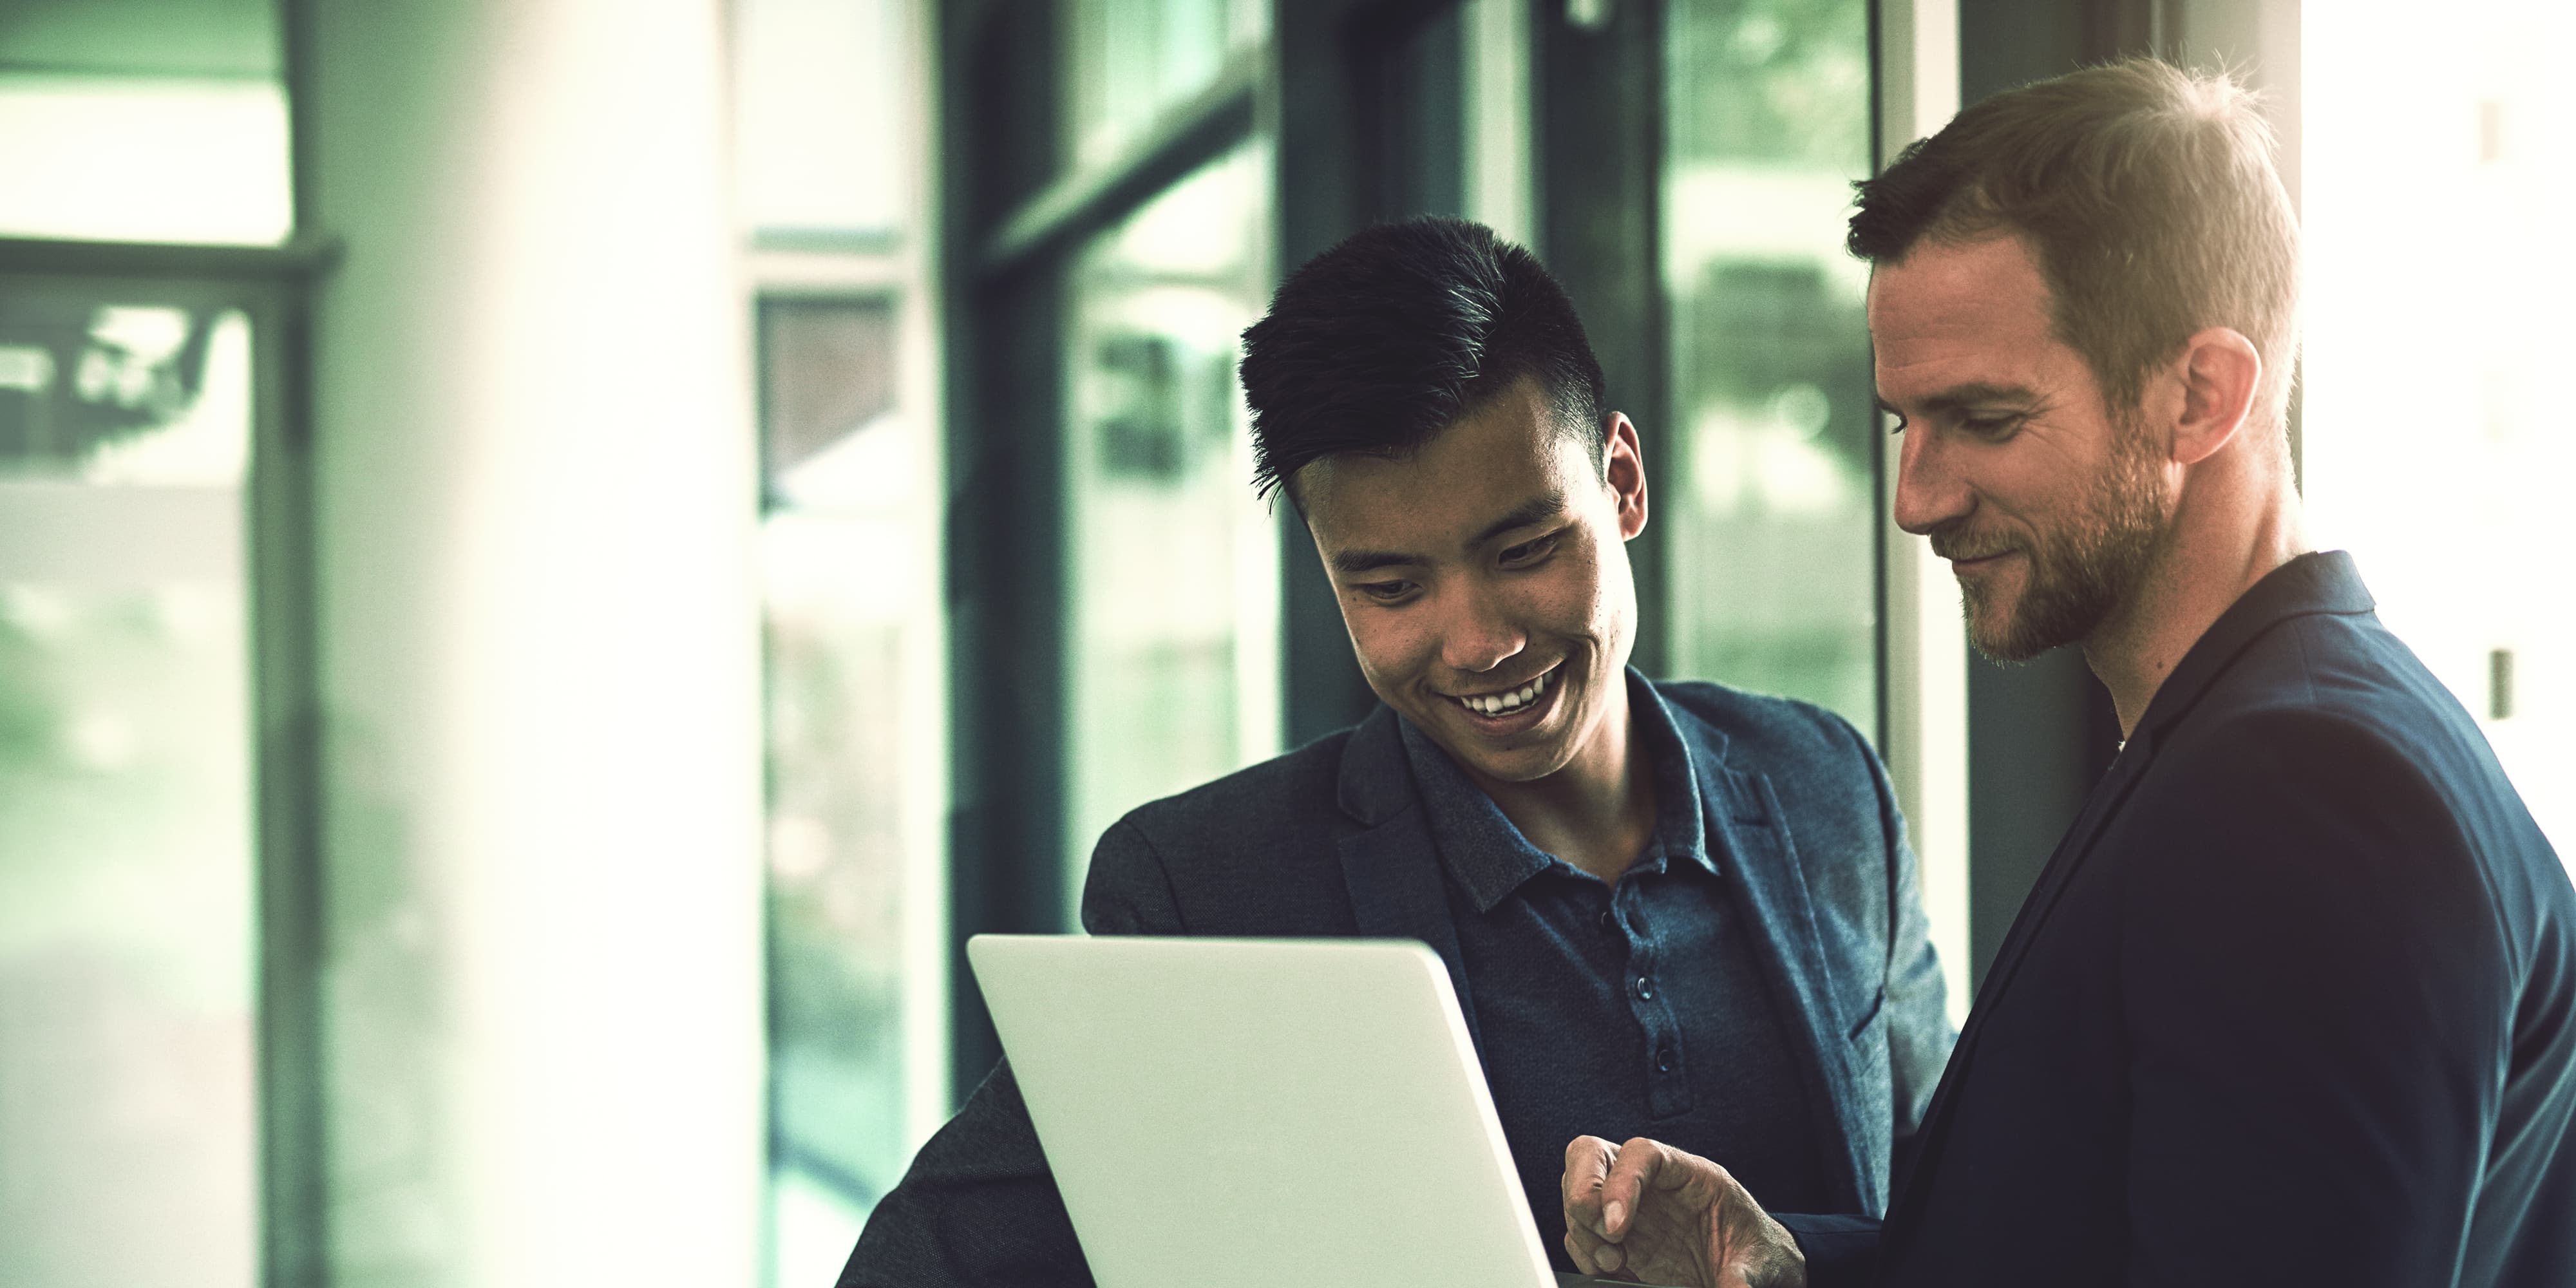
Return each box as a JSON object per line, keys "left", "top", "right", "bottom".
{"left": 1238, "top": 218, "right": 1609, "bottom": 505}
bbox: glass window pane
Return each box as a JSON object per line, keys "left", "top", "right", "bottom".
{"left": 1062, "top": 0, "right": 1267, "bottom": 173}
{"left": 0, "top": 0, "right": 290, "bottom": 244}
{"left": 2304, "top": 1, "right": 2576, "bottom": 860}
{"left": 0, "top": 293, "right": 258, "bottom": 1288}
{"left": 1062, "top": 141, "right": 1278, "bottom": 900}
{"left": 734, "top": 0, "right": 908, "bottom": 243}
{"left": 757, "top": 296, "right": 948, "bottom": 1287}
{"left": 1660, "top": 0, "right": 1878, "bottom": 730}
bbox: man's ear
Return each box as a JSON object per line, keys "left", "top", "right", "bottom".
{"left": 2170, "top": 327, "right": 2262, "bottom": 468}
{"left": 1602, "top": 412, "right": 1650, "bottom": 540}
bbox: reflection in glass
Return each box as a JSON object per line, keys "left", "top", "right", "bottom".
{"left": 757, "top": 298, "right": 948, "bottom": 1287}
{"left": 1063, "top": 0, "right": 1267, "bottom": 171}
{"left": 1660, "top": 0, "right": 1877, "bottom": 730}
{"left": 0, "top": 299, "right": 256, "bottom": 1287}
{"left": 2305, "top": 2, "right": 2576, "bottom": 858}
{"left": 1062, "top": 142, "right": 1278, "bottom": 900}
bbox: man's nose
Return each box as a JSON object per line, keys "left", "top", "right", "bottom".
{"left": 1437, "top": 582, "right": 1526, "bottom": 675}
{"left": 1891, "top": 424, "right": 1971, "bottom": 537}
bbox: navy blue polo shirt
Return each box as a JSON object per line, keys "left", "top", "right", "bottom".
{"left": 1397, "top": 679, "right": 1829, "bottom": 1269}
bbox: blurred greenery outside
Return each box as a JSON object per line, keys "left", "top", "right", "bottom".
{"left": 1662, "top": 0, "right": 1879, "bottom": 730}
{"left": 0, "top": 301, "right": 260, "bottom": 1288}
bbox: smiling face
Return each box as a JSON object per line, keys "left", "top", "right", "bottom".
{"left": 1875, "top": 233, "right": 2172, "bottom": 661}
{"left": 1298, "top": 375, "right": 1648, "bottom": 791}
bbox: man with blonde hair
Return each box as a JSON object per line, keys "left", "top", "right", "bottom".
{"left": 1561, "top": 59, "right": 2575, "bottom": 1288}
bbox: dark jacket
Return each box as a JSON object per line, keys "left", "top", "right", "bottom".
{"left": 1782, "top": 551, "right": 2576, "bottom": 1287}
{"left": 841, "top": 677, "right": 1953, "bottom": 1287}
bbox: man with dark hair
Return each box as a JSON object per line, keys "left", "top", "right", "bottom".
{"left": 840, "top": 217, "right": 1955, "bottom": 1285}
{"left": 1562, "top": 59, "right": 2576, "bottom": 1288}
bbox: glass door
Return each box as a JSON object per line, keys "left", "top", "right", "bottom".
{"left": 0, "top": 282, "right": 267, "bottom": 1288}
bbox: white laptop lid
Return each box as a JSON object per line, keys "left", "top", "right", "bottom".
{"left": 968, "top": 934, "right": 1560, "bottom": 1288}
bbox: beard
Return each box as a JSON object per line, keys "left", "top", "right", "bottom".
{"left": 1938, "top": 417, "right": 2168, "bottom": 663}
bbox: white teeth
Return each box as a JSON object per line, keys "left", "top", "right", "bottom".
{"left": 1461, "top": 668, "right": 1552, "bottom": 717}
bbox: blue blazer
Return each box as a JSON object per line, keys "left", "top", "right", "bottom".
{"left": 1783, "top": 552, "right": 2576, "bottom": 1287}
{"left": 840, "top": 677, "right": 1953, "bottom": 1287}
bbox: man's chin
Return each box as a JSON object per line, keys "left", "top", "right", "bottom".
{"left": 1964, "top": 595, "right": 2057, "bottom": 664}
{"left": 1426, "top": 721, "right": 1571, "bottom": 787}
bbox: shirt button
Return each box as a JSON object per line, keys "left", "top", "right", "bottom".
{"left": 1598, "top": 909, "right": 1617, "bottom": 933}
{"left": 1654, "top": 1048, "right": 1676, "bottom": 1074}
{"left": 1633, "top": 976, "right": 1655, "bottom": 1001}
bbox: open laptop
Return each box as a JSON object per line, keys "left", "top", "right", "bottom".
{"left": 968, "top": 934, "right": 1674, "bottom": 1288}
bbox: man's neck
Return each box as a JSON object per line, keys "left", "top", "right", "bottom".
{"left": 1464, "top": 678, "right": 1658, "bottom": 884}
{"left": 2085, "top": 477, "right": 2311, "bottom": 739}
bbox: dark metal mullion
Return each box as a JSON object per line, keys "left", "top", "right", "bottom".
{"left": 0, "top": 238, "right": 339, "bottom": 283}
{"left": 976, "top": 53, "right": 1263, "bottom": 281}
{"left": 1868, "top": 0, "right": 1895, "bottom": 757}
{"left": 1537, "top": 0, "right": 1667, "bottom": 677}
{"left": 268, "top": 6, "right": 328, "bottom": 1281}
{"left": 940, "top": 0, "right": 1079, "bottom": 1108}
{"left": 245, "top": 279, "right": 328, "bottom": 1288}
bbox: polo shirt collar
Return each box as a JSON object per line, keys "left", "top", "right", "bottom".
{"left": 1396, "top": 667, "right": 1715, "bottom": 913}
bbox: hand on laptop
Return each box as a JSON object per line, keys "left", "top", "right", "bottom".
{"left": 1560, "top": 1135, "right": 1805, "bottom": 1288}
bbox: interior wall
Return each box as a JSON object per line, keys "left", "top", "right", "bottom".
{"left": 301, "top": 0, "right": 764, "bottom": 1282}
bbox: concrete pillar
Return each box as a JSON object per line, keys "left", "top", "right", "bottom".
{"left": 303, "top": 1, "right": 763, "bottom": 1284}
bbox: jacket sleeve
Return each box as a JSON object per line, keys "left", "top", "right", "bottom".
{"left": 1774, "top": 1212, "right": 1885, "bottom": 1288}
{"left": 1876, "top": 758, "right": 1953, "bottom": 1159}
{"left": 1833, "top": 711, "right": 1955, "bottom": 1168}
{"left": 2115, "top": 709, "right": 2506, "bottom": 1286}
{"left": 835, "top": 819, "right": 1184, "bottom": 1288}
{"left": 835, "top": 1058, "right": 1091, "bottom": 1288}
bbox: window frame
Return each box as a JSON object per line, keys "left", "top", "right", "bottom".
{"left": 0, "top": 234, "right": 331, "bottom": 1288}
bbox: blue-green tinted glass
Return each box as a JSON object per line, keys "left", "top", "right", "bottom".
{"left": 0, "top": 0, "right": 291, "bottom": 243}
{"left": 757, "top": 297, "right": 949, "bottom": 1283}
{"left": 1660, "top": 0, "right": 1877, "bottom": 730}
{"left": 0, "top": 294, "right": 258, "bottom": 1286}
{"left": 734, "top": 0, "right": 908, "bottom": 244}
{"left": 1063, "top": 0, "right": 1267, "bottom": 171}
{"left": 1062, "top": 141, "right": 1278, "bottom": 903}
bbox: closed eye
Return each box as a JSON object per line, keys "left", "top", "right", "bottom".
{"left": 1352, "top": 579, "right": 1417, "bottom": 604}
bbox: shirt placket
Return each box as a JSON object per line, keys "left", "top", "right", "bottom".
{"left": 1614, "top": 860, "right": 1693, "bottom": 1119}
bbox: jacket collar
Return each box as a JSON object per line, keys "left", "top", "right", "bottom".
{"left": 1886, "top": 551, "right": 2380, "bottom": 1241}
{"left": 2128, "top": 549, "right": 2376, "bottom": 751}
{"left": 1387, "top": 670, "right": 1721, "bottom": 914}
{"left": 1331, "top": 679, "right": 1873, "bottom": 1211}
{"left": 1334, "top": 703, "right": 1414, "bottom": 827}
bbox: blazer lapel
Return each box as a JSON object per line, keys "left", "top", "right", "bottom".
{"left": 1700, "top": 749, "right": 1877, "bottom": 1215}
{"left": 1332, "top": 706, "right": 1484, "bottom": 1054}
{"left": 1887, "top": 553, "right": 2383, "bottom": 1247}
{"left": 1883, "top": 737, "right": 2157, "bottom": 1232}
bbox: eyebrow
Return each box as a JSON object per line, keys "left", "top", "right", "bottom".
{"left": 1875, "top": 381, "right": 2044, "bottom": 417}
{"left": 1326, "top": 491, "right": 1569, "bottom": 576}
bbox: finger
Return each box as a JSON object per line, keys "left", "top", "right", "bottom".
{"left": 1562, "top": 1135, "right": 1617, "bottom": 1227}
{"left": 1599, "top": 1137, "right": 1670, "bottom": 1238}
{"left": 1564, "top": 1224, "right": 1609, "bottom": 1277}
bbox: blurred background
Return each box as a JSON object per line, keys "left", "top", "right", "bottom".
{"left": 0, "top": 0, "right": 2565, "bottom": 1285}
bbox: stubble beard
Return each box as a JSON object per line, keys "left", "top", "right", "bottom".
{"left": 1958, "top": 416, "right": 2168, "bottom": 664}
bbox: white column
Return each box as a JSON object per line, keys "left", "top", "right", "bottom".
{"left": 303, "top": 1, "right": 764, "bottom": 1285}
{"left": 1873, "top": 0, "right": 1973, "bottom": 1028}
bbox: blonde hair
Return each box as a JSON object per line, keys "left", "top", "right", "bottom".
{"left": 1850, "top": 58, "right": 2300, "bottom": 430}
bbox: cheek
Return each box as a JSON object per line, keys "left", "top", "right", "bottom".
{"left": 1340, "top": 603, "right": 1432, "bottom": 683}
{"left": 1531, "top": 549, "right": 1620, "bottom": 640}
